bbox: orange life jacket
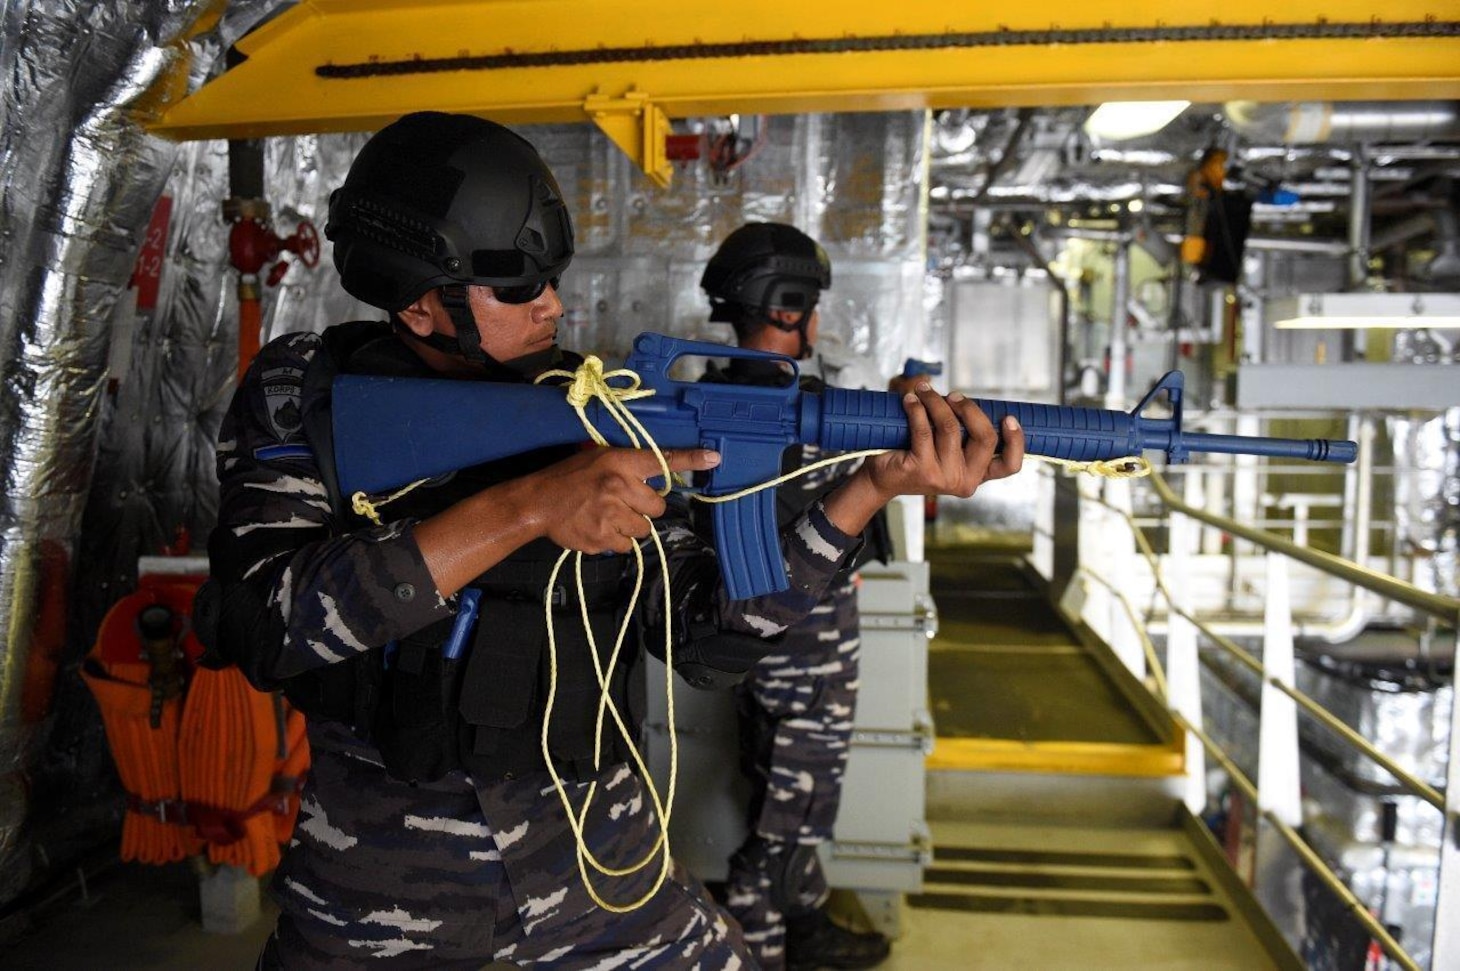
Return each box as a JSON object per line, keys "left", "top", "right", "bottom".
{"left": 82, "top": 572, "right": 308, "bottom": 876}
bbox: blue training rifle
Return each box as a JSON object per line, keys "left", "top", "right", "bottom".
{"left": 333, "top": 332, "right": 1357, "bottom": 601}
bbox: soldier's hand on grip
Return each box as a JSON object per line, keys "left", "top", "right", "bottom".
{"left": 530, "top": 447, "right": 722, "bottom": 554}
{"left": 864, "top": 383, "right": 1024, "bottom": 500}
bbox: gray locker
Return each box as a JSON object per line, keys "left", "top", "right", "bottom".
{"left": 641, "top": 560, "right": 936, "bottom": 905}
{"left": 822, "top": 561, "right": 936, "bottom": 907}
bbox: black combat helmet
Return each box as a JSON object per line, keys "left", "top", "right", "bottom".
{"left": 700, "top": 222, "right": 831, "bottom": 324}
{"left": 326, "top": 112, "right": 574, "bottom": 364}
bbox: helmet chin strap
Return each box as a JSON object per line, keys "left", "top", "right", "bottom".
{"left": 439, "top": 284, "right": 490, "bottom": 365}
{"left": 397, "top": 284, "right": 559, "bottom": 379}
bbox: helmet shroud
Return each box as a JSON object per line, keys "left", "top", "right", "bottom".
{"left": 700, "top": 222, "right": 831, "bottom": 326}
{"left": 326, "top": 112, "right": 574, "bottom": 367}
{"left": 327, "top": 111, "right": 574, "bottom": 311}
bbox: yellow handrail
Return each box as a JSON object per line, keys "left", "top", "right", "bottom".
{"left": 1080, "top": 478, "right": 1447, "bottom": 812}
{"left": 1175, "top": 712, "right": 1420, "bottom": 971}
{"left": 1146, "top": 468, "right": 1460, "bottom": 624}
{"left": 1178, "top": 614, "right": 1445, "bottom": 813}
{"left": 1078, "top": 567, "right": 1169, "bottom": 703}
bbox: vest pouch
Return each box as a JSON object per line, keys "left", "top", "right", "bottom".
{"left": 281, "top": 650, "right": 380, "bottom": 733}
{"left": 455, "top": 598, "right": 633, "bottom": 780}
{"left": 455, "top": 601, "right": 547, "bottom": 779}
{"left": 374, "top": 623, "right": 463, "bottom": 784}
{"left": 458, "top": 601, "right": 541, "bottom": 734}
{"left": 536, "top": 603, "right": 635, "bottom": 768}
{"left": 542, "top": 621, "right": 601, "bottom": 766}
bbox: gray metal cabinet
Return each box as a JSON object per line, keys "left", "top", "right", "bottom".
{"left": 821, "top": 561, "right": 936, "bottom": 931}
{"left": 641, "top": 560, "right": 935, "bottom": 917}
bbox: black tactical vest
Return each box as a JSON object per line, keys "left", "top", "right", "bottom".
{"left": 286, "top": 322, "right": 640, "bottom": 784}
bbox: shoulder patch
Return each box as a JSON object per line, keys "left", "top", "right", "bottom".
{"left": 261, "top": 362, "right": 306, "bottom": 443}
{"left": 251, "top": 331, "right": 325, "bottom": 445}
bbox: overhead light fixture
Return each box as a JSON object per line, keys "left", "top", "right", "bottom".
{"left": 1084, "top": 101, "right": 1191, "bottom": 141}
{"left": 1270, "top": 292, "right": 1460, "bottom": 329}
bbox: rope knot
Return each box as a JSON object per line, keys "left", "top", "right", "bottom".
{"left": 535, "top": 356, "right": 668, "bottom": 492}
{"left": 561, "top": 354, "right": 608, "bottom": 408}
{"left": 1038, "top": 454, "right": 1152, "bottom": 479}
{"left": 543, "top": 355, "right": 653, "bottom": 411}
{"left": 351, "top": 491, "right": 382, "bottom": 525}
{"left": 350, "top": 480, "right": 428, "bottom": 526}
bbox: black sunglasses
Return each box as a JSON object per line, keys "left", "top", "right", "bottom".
{"left": 491, "top": 276, "right": 560, "bottom": 305}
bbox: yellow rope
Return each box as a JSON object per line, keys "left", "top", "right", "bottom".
{"left": 690, "top": 449, "right": 1152, "bottom": 505}
{"left": 540, "top": 530, "right": 678, "bottom": 912}
{"left": 350, "top": 479, "right": 431, "bottom": 526}
{"left": 349, "top": 359, "right": 1152, "bottom": 912}
{"left": 535, "top": 356, "right": 678, "bottom": 495}
{"left": 691, "top": 448, "right": 890, "bottom": 503}
{"left": 1035, "top": 454, "right": 1153, "bottom": 478}
{"left": 531, "top": 356, "right": 684, "bottom": 911}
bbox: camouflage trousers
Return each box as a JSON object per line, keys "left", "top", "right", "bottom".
{"left": 723, "top": 584, "right": 860, "bottom": 971}
{"left": 262, "top": 723, "right": 750, "bottom": 969}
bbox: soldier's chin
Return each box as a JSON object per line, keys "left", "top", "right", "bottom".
{"left": 501, "top": 344, "right": 562, "bottom": 377}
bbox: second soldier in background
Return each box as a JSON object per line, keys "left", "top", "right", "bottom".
{"left": 698, "top": 223, "right": 893, "bottom": 971}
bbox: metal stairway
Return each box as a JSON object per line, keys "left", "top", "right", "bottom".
{"left": 898, "top": 548, "right": 1302, "bottom": 970}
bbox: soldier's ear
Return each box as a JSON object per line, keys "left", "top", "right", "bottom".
{"left": 396, "top": 290, "right": 442, "bottom": 338}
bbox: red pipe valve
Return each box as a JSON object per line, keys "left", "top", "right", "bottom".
{"left": 225, "top": 199, "right": 320, "bottom": 285}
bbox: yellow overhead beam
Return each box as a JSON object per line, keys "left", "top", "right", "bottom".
{"left": 148, "top": 1, "right": 1460, "bottom": 181}
{"left": 584, "top": 92, "right": 672, "bottom": 189}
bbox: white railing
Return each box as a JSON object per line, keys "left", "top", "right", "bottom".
{"left": 1035, "top": 462, "right": 1460, "bottom": 971}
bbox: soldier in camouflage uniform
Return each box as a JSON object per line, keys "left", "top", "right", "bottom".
{"left": 699, "top": 224, "right": 890, "bottom": 971}
{"left": 204, "top": 114, "right": 1023, "bottom": 970}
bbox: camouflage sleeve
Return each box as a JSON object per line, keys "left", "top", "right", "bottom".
{"left": 653, "top": 497, "right": 857, "bottom": 639}
{"left": 720, "top": 499, "right": 857, "bottom": 635}
{"left": 209, "top": 332, "right": 452, "bottom": 684}
{"left": 775, "top": 442, "right": 863, "bottom": 528}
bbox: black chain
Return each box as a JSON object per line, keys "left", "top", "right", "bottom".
{"left": 318, "top": 20, "right": 1460, "bottom": 79}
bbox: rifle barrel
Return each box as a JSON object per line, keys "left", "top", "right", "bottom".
{"left": 1161, "top": 431, "right": 1357, "bottom": 464}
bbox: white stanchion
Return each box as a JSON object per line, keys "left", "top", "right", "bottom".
{"left": 1166, "top": 471, "right": 1206, "bottom": 814}
{"left": 1031, "top": 465, "right": 1054, "bottom": 581}
{"left": 1252, "top": 551, "right": 1303, "bottom": 935}
{"left": 1432, "top": 627, "right": 1460, "bottom": 971}
{"left": 1077, "top": 476, "right": 1112, "bottom": 644}
{"left": 1256, "top": 552, "right": 1302, "bottom": 828}
{"left": 1102, "top": 478, "right": 1145, "bottom": 680}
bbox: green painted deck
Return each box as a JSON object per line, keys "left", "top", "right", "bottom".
{"left": 898, "top": 546, "right": 1299, "bottom": 970}
{"left": 926, "top": 549, "right": 1181, "bottom": 776}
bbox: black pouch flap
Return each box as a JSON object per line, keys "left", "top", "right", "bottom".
{"left": 543, "top": 624, "right": 598, "bottom": 762}
{"left": 458, "top": 601, "right": 542, "bottom": 729}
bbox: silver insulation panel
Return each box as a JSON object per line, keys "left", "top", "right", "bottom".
{"left": 522, "top": 114, "right": 929, "bottom": 377}
{"left": 1202, "top": 647, "right": 1449, "bottom": 970}
{"left": 1, "top": 2, "right": 928, "bottom": 903}
{"left": 0, "top": 0, "right": 285, "bottom": 903}
{"left": 1389, "top": 403, "right": 1460, "bottom": 602}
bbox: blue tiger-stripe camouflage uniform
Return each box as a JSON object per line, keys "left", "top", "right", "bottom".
{"left": 211, "top": 325, "right": 863, "bottom": 969}
{"left": 701, "top": 356, "right": 883, "bottom": 971}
